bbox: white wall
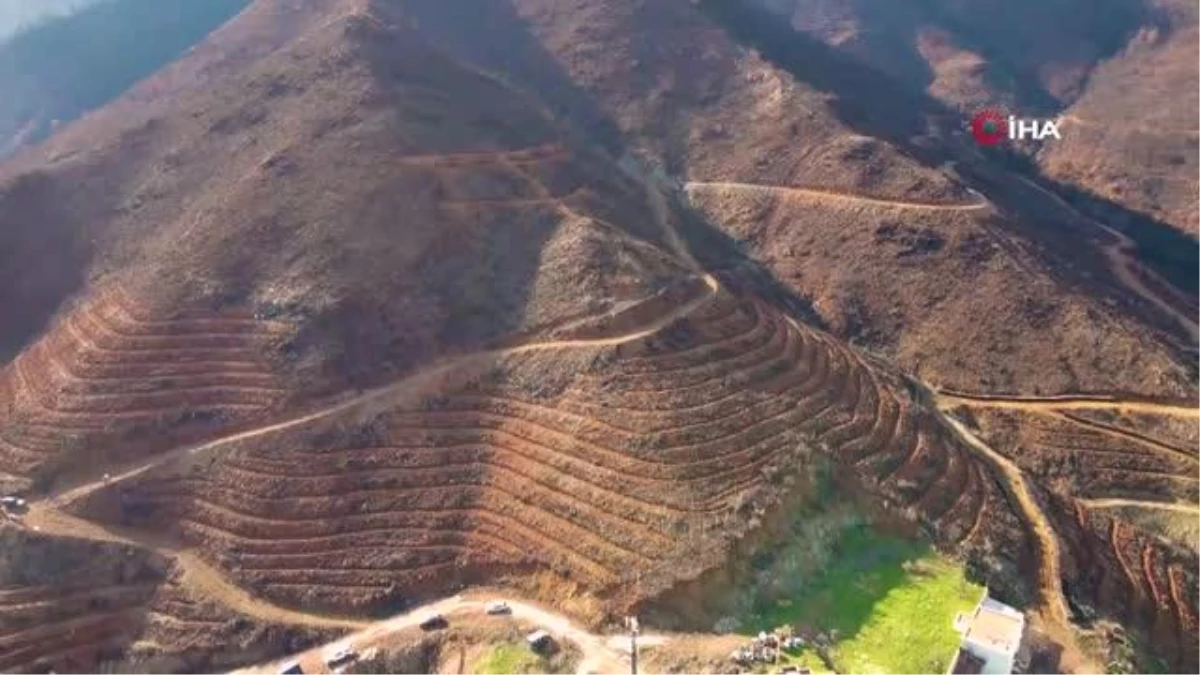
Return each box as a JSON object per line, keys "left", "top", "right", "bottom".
{"left": 965, "top": 640, "right": 1015, "bottom": 675}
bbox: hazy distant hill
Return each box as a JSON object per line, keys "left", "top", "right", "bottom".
{"left": 0, "top": 0, "right": 248, "bottom": 156}
{"left": 0, "top": 0, "right": 93, "bottom": 40}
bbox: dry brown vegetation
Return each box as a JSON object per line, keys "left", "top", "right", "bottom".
{"left": 685, "top": 185, "right": 1194, "bottom": 396}
{"left": 753, "top": 0, "right": 1199, "bottom": 236}
{"left": 71, "top": 285, "right": 1034, "bottom": 626}
{"left": 1041, "top": 0, "right": 1199, "bottom": 236}
{"left": 0, "top": 0, "right": 1196, "bottom": 672}
{"left": 0, "top": 526, "right": 333, "bottom": 674}
{"left": 0, "top": 288, "right": 294, "bottom": 494}
{"left": 952, "top": 403, "right": 1199, "bottom": 666}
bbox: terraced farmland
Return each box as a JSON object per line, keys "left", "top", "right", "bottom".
{"left": 0, "top": 527, "right": 333, "bottom": 673}
{"left": 941, "top": 398, "right": 1200, "bottom": 667}
{"left": 0, "top": 287, "right": 293, "bottom": 492}
{"left": 962, "top": 408, "right": 1199, "bottom": 509}
{"left": 74, "top": 285, "right": 1034, "bottom": 620}
{"left": 1051, "top": 497, "right": 1199, "bottom": 667}
{"left": 0, "top": 527, "right": 165, "bottom": 673}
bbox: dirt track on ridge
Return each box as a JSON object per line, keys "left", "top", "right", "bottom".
{"left": 684, "top": 180, "right": 992, "bottom": 211}
{"left": 1079, "top": 498, "right": 1200, "bottom": 514}
{"left": 1008, "top": 172, "right": 1198, "bottom": 343}
{"left": 938, "top": 390, "right": 1200, "bottom": 417}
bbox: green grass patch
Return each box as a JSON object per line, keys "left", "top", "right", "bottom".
{"left": 471, "top": 643, "right": 548, "bottom": 675}
{"left": 741, "top": 524, "right": 983, "bottom": 674}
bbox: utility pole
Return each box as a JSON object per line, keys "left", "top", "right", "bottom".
{"left": 627, "top": 615, "right": 640, "bottom": 675}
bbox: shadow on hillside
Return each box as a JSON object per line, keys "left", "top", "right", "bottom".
{"left": 977, "top": 146, "right": 1199, "bottom": 296}
{"left": 385, "top": 0, "right": 625, "bottom": 155}
{"left": 0, "top": 171, "right": 90, "bottom": 362}
{"left": 282, "top": 7, "right": 629, "bottom": 390}
{"left": 0, "top": 0, "right": 251, "bottom": 150}
{"left": 695, "top": 0, "right": 1198, "bottom": 324}
{"left": 673, "top": 192, "right": 829, "bottom": 331}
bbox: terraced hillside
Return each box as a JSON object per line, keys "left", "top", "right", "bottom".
{"left": 64, "top": 282, "right": 1031, "bottom": 618}
{"left": 0, "top": 527, "right": 334, "bottom": 673}
{"left": 494, "top": 0, "right": 1196, "bottom": 405}
{"left": 0, "top": 287, "right": 293, "bottom": 494}
{"left": 0, "top": 530, "right": 166, "bottom": 673}
{"left": 957, "top": 404, "right": 1199, "bottom": 537}
{"left": 683, "top": 179, "right": 1194, "bottom": 393}
{"left": 1051, "top": 497, "right": 1199, "bottom": 667}
{"left": 937, "top": 394, "right": 1199, "bottom": 667}
{"left": 0, "top": 0, "right": 1197, "bottom": 673}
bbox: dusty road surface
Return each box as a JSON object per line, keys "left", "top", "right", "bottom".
{"left": 684, "top": 180, "right": 991, "bottom": 211}
{"left": 233, "top": 595, "right": 649, "bottom": 675}
{"left": 937, "top": 390, "right": 1200, "bottom": 417}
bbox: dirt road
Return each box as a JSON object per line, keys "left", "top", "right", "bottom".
{"left": 43, "top": 273, "right": 719, "bottom": 510}
{"left": 933, "top": 407, "right": 1071, "bottom": 626}
{"left": 233, "top": 596, "right": 639, "bottom": 675}
{"left": 938, "top": 391, "right": 1200, "bottom": 418}
{"left": 1008, "top": 173, "right": 1198, "bottom": 343}
{"left": 684, "top": 180, "right": 991, "bottom": 212}
{"left": 22, "top": 505, "right": 368, "bottom": 631}
{"left": 1080, "top": 498, "right": 1200, "bottom": 514}
{"left": 1056, "top": 412, "right": 1198, "bottom": 462}
{"left": 18, "top": 271, "right": 719, "bottom": 653}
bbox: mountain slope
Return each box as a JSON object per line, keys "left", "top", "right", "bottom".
{"left": 0, "top": 0, "right": 688, "bottom": 495}
{"left": 0, "top": 0, "right": 1196, "bottom": 672}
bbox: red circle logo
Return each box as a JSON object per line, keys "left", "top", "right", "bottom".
{"left": 970, "top": 110, "right": 1007, "bottom": 145}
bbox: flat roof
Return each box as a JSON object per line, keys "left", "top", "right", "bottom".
{"left": 964, "top": 598, "right": 1024, "bottom": 654}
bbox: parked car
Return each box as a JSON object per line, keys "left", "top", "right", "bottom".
{"left": 323, "top": 648, "right": 357, "bottom": 668}
{"left": 485, "top": 601, "right": 511, "bottom": 615}
{"left": 526, "top": 630, "right": 554, "bottom": 653}
{"left": 419, "top": 613, "right": 448, "bottom": 631}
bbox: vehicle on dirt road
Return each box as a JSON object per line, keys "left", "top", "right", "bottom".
{"left": 323, "top": 648, "right": 357, "bottom": 668}
{"left": 419, "top": 614, "right": 448, "bottom": 631}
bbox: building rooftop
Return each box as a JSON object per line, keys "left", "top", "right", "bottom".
{"left": 963, "top": 597, "right": 1025, "bottom": 655}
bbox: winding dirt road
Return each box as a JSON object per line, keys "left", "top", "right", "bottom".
{"left": 938, "top": 390, "right": 1200, "bottom": 418}
{"left": 233, "top": 595, "right": 637, "bottom": 675}
{"left": 17, "top": 271, "right": 719, "bottom": 662}
{"left": 1008, "top": 173, "right": 1198, "bottom": 343}
{"left": 43, "top": 273, "right": 719, "bottom": 510}
{"left": 23, "top": 505, "right": 368, "bottom": 630}
{"left": 1080, "top": 498, "right": 1200, "bottom": 515}
{"left": 683, "top": 180, "right": 991, "bottom": 212}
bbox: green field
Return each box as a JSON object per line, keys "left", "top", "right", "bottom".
{"left": 471, "top": 643, "right": 548, "bottom": 675}
{"left": 740, "top": 523, "right": 984, "bottom": 674}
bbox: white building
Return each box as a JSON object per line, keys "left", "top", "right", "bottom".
{"left": 949, "top": 595, "right": 1025, "bottom": 675}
